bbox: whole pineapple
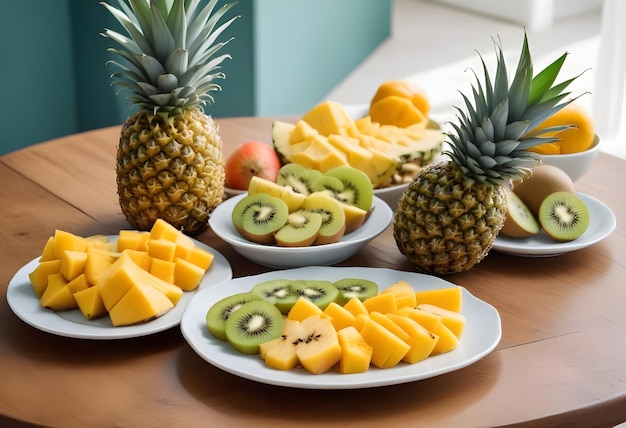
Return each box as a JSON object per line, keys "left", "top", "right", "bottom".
{"left": 102, "top": 0, "right": 238, "bottom": 234}
{"left": 393, "top": 33, "right": 580, "bottom": 275}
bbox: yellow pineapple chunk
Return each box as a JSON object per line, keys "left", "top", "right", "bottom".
{"left": 117, "top": 230, "right": 150, "bottom": 252}
{"left": 359, "top": 317, "right": 410, "bottom": 369}
{"left": 29, "top": 259, "right": 61, "bottom": 297}
{"left": 97, "top": 258, "right": 137, "bottom": 311}
{"left": 323, "top": 302, "right": 357, "bottom": 331}
{"left": 186, "top": 247, "right": 215, "bottom": 271}
{"left": 148, "top": 238, "right": 177, "bottom": 262}
{"left": 108, "top": 281, "right": 174, "bottom": 327}
{"left": 353, "top": 313, "right": 370, "bottom": 331}
{"left": 85, "top": 247, "right": 118, "bottom": 286}
{"left": 369, "top": 312, "right": 412, "bottom": 345}
{"left": 53, "top": 229, "right": 88, "bottom": 259}
{"left": 73, "top": 286, "right": 107, "bottom": 320}
{"left": 337, "top": 326, "right": 373, "bottom": 374}
{"left": 39, "top": 273, "right": 75, "bottom": 311}
{"left": 417, "top": 303, "right": 466, "bottom": 339}
{"left": 342, "top": 297, "right": 369, "bottom": 317}
{"left": 295, "top": 315, "right": 342, "bottom": 374}
{"left": 301, "top": 100, "right": 358, "bottom": 136}
{"left": 173, "top": 257, "right": 205, "bottom": 291}
{"left": 66, "top": 273, "right": 89, "bottom": 295}
{"left": 396, "top": 306, "right": 442, "bottom": 332}
{"left": 122, "top": 249, "right": 153, "bottom": 271}
{"left": 414, "top": 286, "right": 463, "bottom": 312}
{"left": 289, "top": 135, "right": 349, "bottom": 172}
{"left": 387, "top": 313, "right": 439, "bottom": 364}
{"left": 39, "top": 236, "right": 57, "bottom": 262}
{"left": 85, "top": 235, "right": 113, "bottom": 250}
{"left": 382, "top": 280, "right": 417, "bottom": 309}
{"left": 150, "top": 218, "right": 181, "bottom": 242}
{"left": 363, "top": 292, "right": 398, "bottom": 314}
{"left": 150, "top": 258, "right": 175, "bottom": 283}
{"left": 60, "top": 250, "right": 88, "bottom": 281}
{"left": 287, "top": 297, "right": 324, "bottom": 322}
{"left": 430, "top": 322, "right": 459, "bottom": 354}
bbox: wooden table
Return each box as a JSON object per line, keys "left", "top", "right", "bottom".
{"left": 1, "top": 117, "right": 625, "bottom": 428}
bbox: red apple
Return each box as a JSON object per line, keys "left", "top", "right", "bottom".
{"left": 225, "top": 141, "right": 281, "bottom": 190}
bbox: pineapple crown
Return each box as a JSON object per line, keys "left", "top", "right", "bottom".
{"left": 101, "top": 0, "right": 239, "bottom": 116}
{"left": 446, "top": 32, "right": 582, "bottom": 186}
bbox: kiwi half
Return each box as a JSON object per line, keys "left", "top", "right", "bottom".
{"left": 538, "top": 191, "right": 589, "bottom": 242}
{"left": 232, "top": 193, "right": 289, "bottom": 244}
{"left": 324, "top": 165, "right": 373, "bottom": 212}
{"left": 224, "top": 300, "right": 284, "bottom": 355}
{"left": 205, "top": 292, "right": 262, "bottom": 340}
{"left": 292, "top": 280, "right": 340, "bottom": 310}
{"left": 274, "top": 210, "right": 322, "bottom": 247}
{"left": 277, "top": 163, "right": 322, "bottom": 195}
{"left": 500, "top": 187, "right": 540, "bottom": 238}
{"left": 301, "top": 192, "right": 346, "bottom": 244}
{"left": 251, "top": 279, "right": 300, "bottom": 314}
{"left": 333, "top": 278, "right": 379, "bottom": 304}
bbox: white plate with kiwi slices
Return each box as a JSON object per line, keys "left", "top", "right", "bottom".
{"left": 180, "top": 266, "right": 501, "bottom": 389}
{"left": 492, "top": 193, "right": 616, "bottom": 257}
{"left": 6, "top": 238, "right": 233, "bottom": 340}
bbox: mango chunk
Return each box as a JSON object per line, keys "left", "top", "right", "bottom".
{"left": 173, "top": 257, "right": 205, "bottom": 291}
{"left": 149, "top": 218, "right": 181, "bottom": 242}
{"left": 342, "top": 297, "right": 369, "bottom": 317}
{"left": 29, "top": 259, "right": 61, "bottom": 297}
{"left": 387, "top": 313, "right": 439, "bottom": 364}
{"left": 414, "top": 286, "right": 463, "bottom": 312}
{"left": 108, "top": 281, "right": 174, "bottom": 327}
{"left": 359, "top": 317, "right": 410, "bottom": 369}
{"left": 417, "top": 303, "right": 466, "bottom": 339}
{"left": 337, "top": 326, "right": 373, "bottom": 374}
{"left": 60, "top": 250, "right": 88, "bottom": 281}
{"left": 39, "top": 236, "right": 57, "bottom": 262}
{"left": 40, "top": 273, "right": 75, "bottom": 311}
{"left": 117, "top": 230, "right": 150, "bottom": 252}
{"left": 148, "top": 239, "right": 177, "bottom": 262}
{"left": 363, "top": 292, "right": 398, "bottom": 314}
{"left": 323, "top": 302, "right": 357, "bottom": 331}
{"left": 382, "top": 280, "right": 417, "bottom": 309}
{"left": 73, "top": 286, "right": 107, "bottom": 320}
{"left": 287, "top": 297, "right": 324, "bottom": 322}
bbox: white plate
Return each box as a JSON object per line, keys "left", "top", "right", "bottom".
{"left": 209, "top": 195, "right": 393, "bottom": 268}
{"left": 6, "top": 237, "right": 232, "bottom": 340}
{"left": 492, "top": 193, "right": 616, "bottom": 257}
{"left": 180, "top": 266, "right": 501, "bottom": 389}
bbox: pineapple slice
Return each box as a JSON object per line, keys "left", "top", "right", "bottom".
{"left": 414, "top": 286, "right": 463, "bottom": 312}
{"left": 323, "top": 302, "right": 357, "bottom": 331}
{"left": 337, "top": 326, "right": 373, "bottom": 374}
{"left": 387, "top": 313, "right": 439, "bottom": 364}
{"left": 359, "top": 317, "right": 410, "bottom": 369}
{"left": 362, "top": 292, "right": 398, "bottom": 314}
{"left": 417, "top": 304, "right": 466, "bottom": 339}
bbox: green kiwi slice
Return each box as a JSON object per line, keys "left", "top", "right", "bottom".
{"left": 323, "top": 166, "right": 374, "bottom": 211}
{"left": 251, "top": 279, "right": 299, "bottom": 314}
{"left": 538, "top": 191, "right": 590, "bottom": 242}
{"left": 310, "top": 175, "right": 345, "bottom": 197}
{"left": 333, "top": 278, "right": 379, "bottom": 305}
{"left": 274, "top": 210, "right": 322, "bottom": 247}
{"left": 231, "top": 193, "right": 289, "bottom": 244}
{"left": 224, "top": 300, "right": 284, "bottom": 355}
{"left": 301, "top": 192, "right": 346, "bottom": 244}
{"left": 205, "top": 292, "right": 262, "bottom": 341}
{"left": 292, "top": 280, "right": 340, "bottom": 310}
{"left": 276, "top": 163, "right": 323, "bottom": 195}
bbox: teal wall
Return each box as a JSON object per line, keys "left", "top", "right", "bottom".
{"left": 0, "top": 0, "right": 390, "bottom": 155}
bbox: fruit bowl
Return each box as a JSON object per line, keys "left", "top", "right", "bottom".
{"left": 209, "top": 194, "right": 393, "bottom": 268}
{"left": 538, "top": 134, "right": 601, "bottom": 182}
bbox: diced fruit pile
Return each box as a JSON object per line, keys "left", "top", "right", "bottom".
{"left": 231, "top": 164, "right": 374, "bottom": 246}
{"left": 28, "top": 219, "right": 215, "bottom": 326}
{"left": 501, "top": 164, "right": 590, "bottom": 242}
{"left": 205, "top": 277, "right": 465, "bottom": 374}
{"left": 272, "top": 97, "right": 445, "bottom": 189}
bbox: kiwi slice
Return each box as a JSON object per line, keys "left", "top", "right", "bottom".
{"left": 500, "top": 188, "right": 540, "bottom": 238}
{"left": 323, "top": 166, "right": 373, "bottom": 211}
{"left": 333, "top": 278, "right": 379, "bottom": 305}
{"left": 251, "top": 279, "right": 299, "bottom": 314}
{"left": 224, "top": 300, "right": 284, "bottom": 355}
{"left": 231, "top": 193, "right": 289, "bottom": 244}
{"left": 538, "top": 191, "right": 590, "bottom": 242}
{"left": 301, "top": 192, "right": 346, "bottom": 245}
{"left": 292, "top": 280, "right": 340, "bottom": 310}
{"left": 277, "top": 163, "right": 323, "bottom": 195}
{"left": 274, "top": 210, "right": 322, "bottom": 247}
{"left": 310, "top": 175, "right": 345, "bottom": 197}
{"left": 205, "top": 292, "right": 262, "bottom": 341}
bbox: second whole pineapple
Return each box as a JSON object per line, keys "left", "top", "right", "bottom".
{"left": 102, "top": 0, "right": 238, "bottom": 234}
{"left": 393, "top": 33, "right": 581, "bottom": 275}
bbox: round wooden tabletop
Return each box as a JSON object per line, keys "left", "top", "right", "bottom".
{"left": 1, "top": 117, "right": 625, "bottom": 427}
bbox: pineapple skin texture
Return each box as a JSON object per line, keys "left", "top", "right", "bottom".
{"left": 393, "top": 162, "right": 507, "bottom": 275}
{"left": 116, "top": 108, "right": 225, "bottom": 235}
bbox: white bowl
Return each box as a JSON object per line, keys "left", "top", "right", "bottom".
{"left": 538, "top": 134, "right": 601, "bottom": 182}
{"left": 209, "top": 195, "right": 393, "bottom": 268}
{"left": 374, "top": 183, "right": 409, "bottom": 209}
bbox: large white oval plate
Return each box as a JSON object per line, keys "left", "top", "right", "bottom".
{"left": 492, "top": 193, "right": 616, "bottom": 257}
{"left": 7, "top": 237, "right": 232, "bottom": 340}
{"left": 180, "top": 266, "right": 501, "bottom": 389}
